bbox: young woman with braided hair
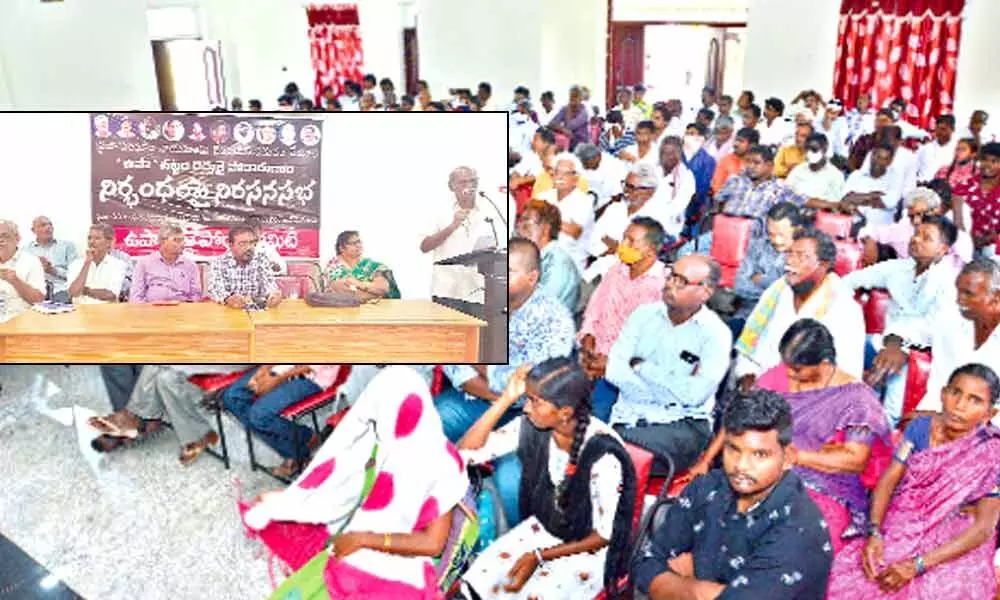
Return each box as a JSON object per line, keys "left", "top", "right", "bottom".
{"left": 458, "top": 357, "right": 638, "bottom": 599}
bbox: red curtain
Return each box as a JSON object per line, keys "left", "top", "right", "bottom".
{"left": 307, "top": 3, "right": 365, "bottom": 105}
{"left": 832, "top": 0, "right": 965, "bottom": 130}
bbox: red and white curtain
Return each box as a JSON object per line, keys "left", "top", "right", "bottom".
{"left": 832, "top": 0, "right": 965, "bottom": 130}
{"left": 307, "top": 3, "right": 365, "bottom": 105}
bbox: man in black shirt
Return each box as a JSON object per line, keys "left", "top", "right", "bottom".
{"left": 633, "top": 390, "right": 833, "bottom": 599}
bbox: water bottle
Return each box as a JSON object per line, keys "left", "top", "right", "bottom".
{"left": 474, "top": 487, "right": 496, "bottom": 553}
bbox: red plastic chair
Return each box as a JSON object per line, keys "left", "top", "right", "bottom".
{"left": 833, "top": 240, "right": 863, "bottom": 276}
{"left": 188, "top": 367, "right": 255, "bottom": 469}
{"left": 815, "top": 210, "right": 854, "bottom": 240}
{"left": 554, "top": 131, "right": 571, "bottom": 151}
{"left": 275, "top": 275, "right": 307, "bottom": 298}
{"left": 709, "top": 215, "right": 754, "bottom": 289}
{"left": 287, "top": 261, "right": 319, "bottom": 279}
{"left": 512, "top": 184, "right": 533, "bottom": 217}
{"left": 862, "top": 288, "right": 892, "bottom": 334}
{"left": 902, "top": 349, "right": 933, "bottom": 421}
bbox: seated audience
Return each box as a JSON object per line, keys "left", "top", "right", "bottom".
{"left": 544, "top": 152, "right": 595, "bottom": 274}
{"left": 24, "top": 215, "right": 77, "bottom": 303}
{"left": 848, "top": 109, "right": 896, "bottom": 172}
{"left": 241, "top": 367, "right": 471, "bottom": 599}
{"left": 99, "top": 364, "right": 143, "bottom": 413}
{"left": 693, "top": 319, "right": 891, "bottom": 553}
{"left": 509, "top": 127, "right": 556, "bottom": 190}
{"left": 651, "top": 136, "right": 698, "bottom": 240}
{"left": 757, "top": 97, "right": 790, "bottom": 147}
{"left": 88, "top": 365, "right": 233, "bottom": 463}
{"left": 67, "top": 224, "right": 127, "bottom": 304}
{"left": 952, "top": 141, "right": 1000, "bottom": 252}
{"left": 715, "top": 145, "right": 809, "bottom": 237}
{"left": 847, "top": 216, "right": 959, "bottom": 425}
{"left": 813, "top": 99, "right": 850, "bottom": 161}
{"left": 709, "top": 127, "right": 759, "bottom": 196}
{"left": 576, "top": 143, "right": 626, "bottom": 212}
{"left": 598, "top": 109, "right": 636, "bottom": 158}
{"left": 859, "top": 181, "right": 973, "bottom": 267}
{"left": 916, "top": 114, "right": 959, "bottom": 183}
{"left": 129, "top": 224, "right": 202, "bottom": 303}
{"left": 934, "top": 136, "right": 979, "bottom": 191}
{"left": 0, "top": 219, "right": 45, "bottom": 318}
{"left": 515, "top": 200, "right": 580, "bottom": 314}
{"left": 704, "top": 115, "right": 735, "bottom": 160}
{"left": 459, "top": 358, "right": 636, "bottom": 599}
{"left": 828, "top": 364, "right": 1000, "bottom": 598}
{"left": 325, "top": 230, "right": 400, "bottom": 300}
{"left": 633, "top": 389, "right": 833, "bottom": 599}
{"left": 580, "top": 218, "right": 668, "bottom": 420}
{"left": 548, "top": 85, "right": 591, "bottom": 149}
{"left": 681, "top": 122, "right": 717, "bottom": 220}
{"left": 842, "top": 144, "right": 904, "bottom": 229}
{"left": 774, "top": 122, "right": 813, "bottom": 178}
{"left": 860, "top": 125, "right": 918, "bottom": 194}
{"left": 611, "top": 86, "right": 644, "bottom": 131}
{"left": 735, "top": 229, "right": 866, "bottom": 389}
{"left": 785, "top": 133, "right": 846, "bottom": 210}
{"left": 207, "top": 224, "right": 281, "bottom": 309}
{"left": 605, "top": 255, "right": 731, "bottom": 475}
{"left": 731, "top": 202, "right": 802, "bottom": 337}
{"left": 222, "top": 365, "right": 344, "bottom": 477}
{"left": 618, "top": 119, "right": 659, "bottom": 169}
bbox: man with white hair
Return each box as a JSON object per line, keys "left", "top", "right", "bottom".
{"left": 544, "top": 152, "right": 595, "bottom": 273}
{"left": 575, "top": 142, "right": 626, "bottom": 212}
{"left": 129, "top": 224, "right": 203, "bottom": 302}
{"left": 24, "top": 215, "right": 77, "bottom": 303}
{"left": 420, "top": 166, "right": 500, "bottom": 304}
{"left": 0, "top": 219, "right": 45, "bottom": 320}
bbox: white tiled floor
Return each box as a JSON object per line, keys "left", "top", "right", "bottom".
{"left": 0, "top": 365, "right": 307, "bottom": 600}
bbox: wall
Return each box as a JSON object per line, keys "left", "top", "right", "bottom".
{"left": 0, "top": 0, "right": 161, "bottom": 110}
{"left": 953, "top": 0, "right": 1000, "bottom": 121}
{"left": 538, "top": 0, "right": 608, "bottom": 103}
{"left": 0, "top": 112, "right": 508, "bottom": 300}
{"left": 741, "top": 0, "right": 841, "bottom": 103}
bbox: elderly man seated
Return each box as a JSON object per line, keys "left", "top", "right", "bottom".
{"left": 24, "top": 215, "right": 77, "bottom": 303}
{"left": 67, "top": 224, "right": 127, "bottom": 304}
{"left": 207, "top": 224, "right": 281, "bottom": 310}
{"left": 0, "top": 219, "right": 45, "bottom": 320}
{"left": 129, "top": 224, "right": 203, "bottom": 302}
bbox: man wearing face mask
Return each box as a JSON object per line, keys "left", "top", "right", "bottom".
{"left": 847, "top": 215, "right": 960, "bottom": 425}
{"left": 734, "top": 228, "right": 865, "bottom": 392}
{"left": 580, "top": 218, "right": 669, "bottom": 421}
{"left": 681, "top": 123, "right": 716, "bottom": 227}
{"left": 842, "top": 143, "right": 904, "bottom": 228}
{"left": 731, "top": 202, "right": 803, "bottom": 338}
{"left": 774, "top": 123, "right": 813, "bottom": 178}
{"left": 785, "top": 133, "right": 846, "bottom": 208}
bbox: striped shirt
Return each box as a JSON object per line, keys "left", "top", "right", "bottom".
{"left": 579, "top": 260, "right": 667, "bottom": 355}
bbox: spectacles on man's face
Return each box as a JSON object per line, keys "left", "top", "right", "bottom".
{"left": 666, "top": 270, "right": 706, "bottom": 288}
{"left": 623, "top": 182, "right": 653, "bottom": 193}
{"left": 0, "top": 232, "right": 14, "bottom": 242}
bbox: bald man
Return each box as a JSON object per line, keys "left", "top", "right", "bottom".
{"left": 24, "top": 215, "right": 78, "bottom": 302}
{"left": 420, "top": 166, "right": 504, "bottom": 305}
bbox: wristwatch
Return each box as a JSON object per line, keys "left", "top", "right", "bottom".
{"left": 866, "top": 522, "right": 883, "bottom": 539}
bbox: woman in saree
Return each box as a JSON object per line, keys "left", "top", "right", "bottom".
{"left": 457, "top": 357, "right": 637, "bottom": 599}
{"left": 324, "top": 230, "right": 401, "bottom": 300}
{"left": 689, "top": 318, "right": 892, "bottom": 553}
{"left": 828, "top": 363, "right": 1000, "bottom": 599}
{"left": 240, "top": 366, "right": 473, "bottom": 599}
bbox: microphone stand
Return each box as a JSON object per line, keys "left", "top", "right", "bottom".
{"left": 478, "top": 191, "right": 508, "bottom": 232}
{"left": 484, "top": 217, "right": 500, "bottom": 248}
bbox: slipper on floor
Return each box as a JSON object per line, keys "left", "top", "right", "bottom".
{"left": 87, "top": 415, "right": 139, "bottom": 439}
{"left": 179, "top": 431, "right": 220, "bottom": 466}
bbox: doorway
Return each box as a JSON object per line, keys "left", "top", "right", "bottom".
{"left": 151, "top": 39, "right": 227, "bottom": 111}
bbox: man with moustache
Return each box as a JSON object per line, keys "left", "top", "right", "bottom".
{"left": 420, "top": 166, "right": 502, "bottom": 306}
{"left": 734, "top": 229, "right": 865, "bottom": 392}
{"left": 129, "top": 224, "right": 202, "bottom": 303}
{"left": 25, "top": 215, "right": 77, "bottom": 302}
{"left": 67, "top": 224, "right": 127, "bottom": 304}
{"left": 633, "top": 390, "right": 833, "bottom": 600}
{"left": 0, "top": 219, "right": 45, "bottom": 319}
{"left": 206, "top": 224, "right": 281, "bottom": 310}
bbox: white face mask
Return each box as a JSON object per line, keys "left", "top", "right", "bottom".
{"left": 806, "top": 150, "right": 824, "bottom": 165}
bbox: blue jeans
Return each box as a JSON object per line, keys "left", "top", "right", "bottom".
{"left": 433, "top": 387, "right": 521, "bottom": 444}
{"left": 493, "top": 453, "right": 523, "bottom": 527}
{"left": 591, "top": 378, "right": 618, "bottom": 423}
{"left": 865, "top": 334, "right": 906, "bottom": 428}
{"left": 222, "top": 370, "right": 321, "bottom": 461}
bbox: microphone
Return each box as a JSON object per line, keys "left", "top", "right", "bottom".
{"left": 478, "top": 191, "right": 508, "bottom": 230}
{"left": 484, "top": 217, "right": 500, "bottom": 249}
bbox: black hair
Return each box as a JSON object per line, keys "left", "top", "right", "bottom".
{"left": 605, "top": 109, "right": 624, "bottom": 125}
{"left": 696, "top": 108, "right": 715, "bottom": 122}
{"left": 720, "top": 94, "right": 734, "bottom": 104}
{"left": 936, "top": 114, "right": 957, "bottom": 129}
{"left": 428, "top": 101, "right": 447, "bottom": 111}
{"left": 248, "top": 99, "right": 262, "bottom": 109}
{"left": 766, "top": 201, "right": 802, "bottom": 226}
{"left": 981, "top": 142, "right": 1000, "bottom": 160}
{"left": 298, "top": 99, "right": 314, "bottom": 111}
{"left": 687, "top": 122, "right": 709, "bottom": 136}
{"left": 527, "top": 357, "right": 594, "bottom": 511}
{"left": 514, "top": 85, "right": 530, "bottom": 98}
{"left": 630, "top": 216, "right": 666, "bottom": 249}
{"left": 541, "top": 91, "right": 555, "bottom": 102}
{"left": 736, "top": 127, "right": 761, "bottom": 144}
{"left": 876, "top": 108, "right": 896, "bottom": 120}
{"left": 764, "top": 97, "right": 785, "bottom": 115}
{"left": 535, "top": 127, "right": 557, "bottom": 145}
{"left": 636, "top": 119, "right": 656, "bottom": 133}
{"left": 806, "top": 132, "right": 829, "bottom": 148}
{"left": 227, "top": 224, "right": 256, "bottom": 244}
{"left": 660, "top": 135, "right": 684, "bottom": 150}
{"left": 723, "top": 389, "right": 794, "bottom": 447}
{"left": 779, "top": 318, "right": 837, "bottom": 366}
{"left": 872, "top": 143, "right": 895, "bottom": 161}
{"left": 379, "top": 78, "right": 394, "bottom": 88}
{"left": 746, "top": 144, "right": 775, "bottom": 163}
{"left": 400, "top": 95, "right": 415, "bottom": 105}
{"left": 509, "top": 236, "right": 541, "bottom": 274}
{"left": 918, "top": 214, "right": 959, "bottom": 247}
{"left": 652, "top": 104, "right": 671, "bottom": 122}
{"left": 417, "top": 79, "right": 428, "bottom": 89}
{"left": 363, "top": 74, "right": 376, "bottom": 85}
{"left": 924, "top": 178, "right": 953, "bottom": 206}
{"left": 478, "top": 81, "right": 492, "bottom": 95}
{"left": 284, "top": 82, "right": 300, "bottom": 95}
{"left": 335, "top": 230, "right": 360, "bottom": 254}
{"left": 277, "top": 94, "right": 295, "bottom": 105}
{"left": 741, "top": 90, "right": 756, "bottom": 103}
{"left": 948, "top": 363, "right": 1000, "bottom": 406}
{"left": 792, "top": 228, "right": 838, "bottom": 266}
{"left": 746, "top": 103, "right": 762, "bottom": 119}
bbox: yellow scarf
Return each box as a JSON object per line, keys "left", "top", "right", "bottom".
{"left": 736, "top": 276, "right": 836, "bottom": 356}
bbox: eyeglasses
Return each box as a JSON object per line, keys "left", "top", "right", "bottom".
{"left": 344, "top": 239, "right": 363, "bottom": 246}
{"left": 623, "top": 183, "right": 654, "bottom": 192}
{"left": 666, "top": 271, "right": 706, "bottom": 288}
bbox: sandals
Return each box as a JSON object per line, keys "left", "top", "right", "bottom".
{"left": 179, "top": 431, "right": 220, "bottom": 466}
{"left": 91, "top": 419, "right": 166, "bottom": 453}
{"left": 268, "top": 433, "right": 321, "bottom": 479}
{"left": 87, "top": 413, "right": 141, "bottom": 439}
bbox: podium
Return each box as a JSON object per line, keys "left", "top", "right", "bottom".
{"left": 434, "top": 248, "right": 508, "bottom": 363}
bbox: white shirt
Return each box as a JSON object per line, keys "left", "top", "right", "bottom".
{"left": 67, "top": 254, "right": 127, "bottom": 305}
{"left": 913, "top": 309, "right": 1000, "bottom": 423}
{"left": 860, "top": 146, "right": 918, "bottom": 194}
{"left": 734, "top": 274, "right": 866, "bottom": 379}
{"left": 424, "top": 201, "right": 497, "bottom": 302}
{"left": 508, "top": 116, "right": 537, "bottom": 157}
{"left": 813, "top": 116, "right": 850, "bottom": 158}
{"left": 538, "top": 105, "right": 561, "bottom": 127}
{"left": 613, "top": 104, "right": 645, "bottom": 131}
{"left": 648, "top": 163, "right": 697, "bottom": 238}
{"left": 915, "top": 138, "right": 958, "bottom": 183}
{"left": 622, "top": 144, "right": 661, "bottom": 175}
{"left": 256, "top": 241, "right": 287, "bottom": 275}
{"left": 584, "top": 197, "right": 672, "bottom": 282}
{"left": 512, "top": 152, "right": 544, "bottom": 178}
{"left": 582, "top": 154, "right": 628, "bottom": 211}
{"left": 0, "top": 249, "right": 45, "bottom": 319}
{"left": 757, "top": 118, "right": 790, "bottom": 147}
{"left": 543, "top": 188, "right": 595, "bottom": 275}
{"left": 843, "top": 168, "right": 904, "bottom": 228}
{"left": 843, "top": 257, "right": 959, "bottom": 342}
{"left": 785, "top": 162, "right": 846, "bottom": 203}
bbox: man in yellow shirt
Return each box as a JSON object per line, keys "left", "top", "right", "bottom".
{"left": 634, "top": 84, "right": 653, "bottom": 119}
{"left": 774, "top": 123, "right": 813, "bottom": 178}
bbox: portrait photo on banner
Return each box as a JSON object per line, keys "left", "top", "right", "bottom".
{"left": 0, "top": 111, "right": 509, "bottom": 365}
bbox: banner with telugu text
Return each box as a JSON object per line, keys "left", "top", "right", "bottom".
{"left": 90, "top": 112, "right": 323, "bottom": 257}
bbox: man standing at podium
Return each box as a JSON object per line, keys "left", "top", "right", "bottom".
{"left": 420, "top": 166, "right": 504, "bottom": 308}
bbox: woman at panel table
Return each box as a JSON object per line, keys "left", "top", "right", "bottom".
{"left": 324, "top": 230, "right": 401, "bottom": 300}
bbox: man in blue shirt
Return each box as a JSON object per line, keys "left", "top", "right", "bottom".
{"left": 633, "top": 390, "right": 833, "bottom": 599}
{"left": 24, "top": 215, "right": 78, "bottom": 302}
